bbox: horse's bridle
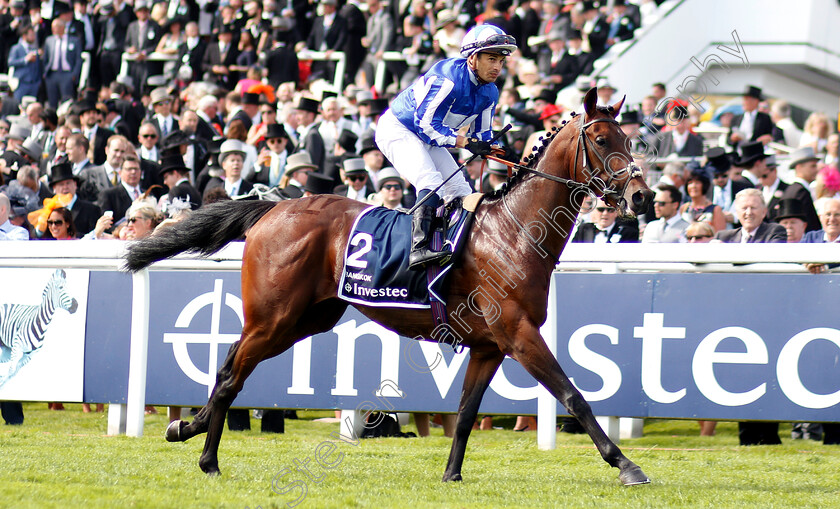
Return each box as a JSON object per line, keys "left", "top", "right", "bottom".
{"left": 498, "top": 114, "right": 644, "bottom": 237}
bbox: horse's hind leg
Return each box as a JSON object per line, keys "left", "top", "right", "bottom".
{"left": 194, "top": 299, "right": 348, "bottom": 475}
{"left": 442, "top": 350, "right": 504, "bottom": 482}
{"left": 511, "top": 324, "right": 650, "bottom": 486}
{"left": 166, "top": 341, "right": 240, "bottom": 443}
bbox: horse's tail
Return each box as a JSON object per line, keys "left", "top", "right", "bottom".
{"left": 123, "top": 200, "right": 277, "bottom": 272}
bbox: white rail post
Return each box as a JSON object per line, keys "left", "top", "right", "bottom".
{"left": 125, "top": 268, "right": 151, "bottom": 437}
{"left": 537, "top": 276, "right": 558, "bottom": 450}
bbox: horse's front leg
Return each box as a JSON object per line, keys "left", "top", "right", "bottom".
{"left": 511, "top": 323, "right": 650, "bottom": 486}
{"left": 442, "top": 350, "right": 504, "bottom": 482}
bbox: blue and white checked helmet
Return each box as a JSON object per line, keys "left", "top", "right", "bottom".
{"left": 460, "top": 25, "right": 517, "bottom": 58}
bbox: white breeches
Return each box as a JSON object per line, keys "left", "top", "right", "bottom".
{"left": 376, "top": 110, "right": 472, "bottom": 203}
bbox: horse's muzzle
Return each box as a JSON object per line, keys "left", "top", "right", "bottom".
{"left": 630, "top": 189, "right": 654, "bottom": 215}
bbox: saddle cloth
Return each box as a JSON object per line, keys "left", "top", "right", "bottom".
{"left": 338, "top": 205, "right": 473, "bottom": 308}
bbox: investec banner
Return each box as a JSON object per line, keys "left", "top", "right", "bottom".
{"left": 84, "top": 271, "right": 840, "bottom": 421}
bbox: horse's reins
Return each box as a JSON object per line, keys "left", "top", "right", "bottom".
{"left": 494, "top": 114, "right": 644, "bottom": 239}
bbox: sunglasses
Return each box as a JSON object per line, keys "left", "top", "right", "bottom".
{"left": 653, "top": 201, "right": 672, "bottom": 206}
{"left": 348, "top": 175, "right": 367, "bottom": 182}
{"left": 47, "top": 220, "right": 64, "bottom": 226}
{"left": 127, "top": 217, "right": 145, "bottom": 224}
{"left": 687, "top": 234, "right": 711, "bottom": 241}
{"left": 382, "top": 184, "right": 402, "bottom": 191}
{"left": 141, "top": 134, "right": 158, "bottom": 139}
{"left": 595, "top": 207, "right": 616, "bottom": 213}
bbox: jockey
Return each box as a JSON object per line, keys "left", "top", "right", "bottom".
{"left": 376, "top": 25, "right": 516, "bottom": 270}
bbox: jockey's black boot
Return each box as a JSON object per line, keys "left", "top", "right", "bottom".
{"left": 408, "top": 192, "right": 450, "bottom": 270}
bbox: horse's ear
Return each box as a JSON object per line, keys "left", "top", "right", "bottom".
{"left": 583, "top": 87, "right": 598, "bottom": 119}
{"left": 611, "top": 95, "right": 626, "bottom": 118}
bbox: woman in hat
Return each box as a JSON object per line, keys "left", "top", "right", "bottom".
{"left": 376, "top": 24, "right": 517, "bottom": 270}
{"left": 679, "top": 168, "right": 725, "bottom": 231}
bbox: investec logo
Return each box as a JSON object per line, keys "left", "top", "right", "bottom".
{"left": 163, "top": 279, "right": 242, "bottom": 397}
{"left": 344, "top": 280, "right": 409, "bottom": 299}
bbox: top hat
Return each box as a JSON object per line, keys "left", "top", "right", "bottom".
{"left": 337, "top": 129, "right": 358, "bottom": 153}
{"left": 342, "top": 158, "right": 367, "bottom": 174}
{"left": 158, "top": 154, "right": 189, "bottom": 176}
{"left": 788, "top": 146, "right": 820, "bottom": 168}
{"left": 242, "top": 92, "right": 260, "bottom": 105}
{"left": 150, "top": 87, "right": 172, "bottom": 105}
{"left": 596, "top": 78, "right": 615, "bottom": 91}
{"left": 20, "top": 138, "right": 43, "bottom": 162}
{"left": 435, "top": 9, "right": 458, "bottom": 30}
{"left": 295, "top": 97, "right": 320, "bottom": 114}
{"left": 619, "top": 110, "right": 641, "bottom": 125}
{"left": 52, "top": 0, "right": 72, "bottom": 15}
{"left": 320, "top": 0, "right": 337, "bottom": 5}
{"left": 486, "top": 158, "right": 509, "bottom": 176}
{"left": 743, "top": 85, "right": 764, "bottom": 101}
{"left": 356, "top": 91, "right": 374, "bottom": 104}
{"left": 48, "top": 162, "right": 78, "bottom": 187}
{"left": 134, "top": 0, "right": 149, "bottom": 10}
{"left": 535, "top": 88, "right": 556, "bottom": 104}
{"left": 303, "top": 172, "right": 334, "bottom": 195}
{"left": 358, "top": 136, "right": 379, "bottom": 155}
{"left": 162, "top": 129, "right": 191, "bottom": 150}
{"left": 735, "top": 141, "right": 768, "bottom": 167}
{"left": 539, "top": 103, "right": 563, "bottom": 121}
{"left": 285, "top": 152, "right": 318, "bottom": 175}
{"left": 773, "top": 198, "right": 807, "bottom": 222}
{"left": 580, "top": 0, "right": 599, "bottom": 11}
{"left": 265, "top": 123, "right": 289, "bottom": 141}
{"left": 367, "top": 98, "right": 389, "bottom": 117}
{"left": 706, "top": 147, "right": 732, "bottom": 174}
{"left": 219, "top": 139, "right": 246, "bottom": 163}
{"left": 7, "top": 123, "right": 31, "bottom": 141}
{"left": 376, "top": 167, "right": 403, "bottom": 191}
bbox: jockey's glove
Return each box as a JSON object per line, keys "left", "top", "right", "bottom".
{"left": 465, "top": 137, "right": 493, "bottom": 157}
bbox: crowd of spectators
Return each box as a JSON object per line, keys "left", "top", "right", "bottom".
{"left": 0, "top": 0, "right": 837, "bottom": 442}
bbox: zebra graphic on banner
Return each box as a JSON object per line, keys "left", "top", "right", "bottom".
{"left": 0, "top": 269, "right": 78, "bottom": 387}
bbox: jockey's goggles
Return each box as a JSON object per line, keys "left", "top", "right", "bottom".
{"left": 462, "top": 34, "right": 517, "bottom": 56}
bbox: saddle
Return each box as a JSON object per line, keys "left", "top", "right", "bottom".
{"left": 338, "top": 194, "right": 484, "bottom": 315}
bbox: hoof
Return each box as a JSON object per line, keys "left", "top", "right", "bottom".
{"left": 442, "top": 472, "right": 462, "bottom": 482}
{"left": 165, "top": 420, "right": 185, "bottom": 442}
{"left": 619, "top": 465, "right": 650, "bottom": 486}
{"left": 199, "top": 459, "right": 220, "bottom": 476}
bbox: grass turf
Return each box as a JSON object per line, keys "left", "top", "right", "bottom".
{"left": 2, "top": 404, "right": 839, "bottom": 508}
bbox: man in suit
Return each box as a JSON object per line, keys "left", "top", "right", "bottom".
{"left": 782, "top": 146, "right": 822, "bottom": 232}
{"left": 733, "top": 140, "right": 768, "bottom": 188}
{"left": 79, "top": 135, "right": 129, "bottom": 203}
{"left": 95, "top": 0, "right": 133, "bottom": 89}
{"left": 263, "top": 24, "right": 299, "bottom": 89}
{"left": 642, "top": 185, "right": 689, "bottom": 243}
{"left": 65, "top": 132, "right": 94, "bottom": 177}
{"left": 203, "top": 139, "right": 253, "bottom": 198}
{"left": 202, "top": 26, "right": 239, "bottom": 88}
{"left": 714, "top": 187, "right": 785, "bottom": 446}
{"left": 360, "top": 0, "right": 393, "bottom": 89}
{"left": 573, "top": 197, "right": 639, "bottom": 243}
{"left": 772, "top": 198, "right": 808, "bottom": 243}
{"left": 760, "top": 156, "right": 789, "bottom": 222}
{"left": 42, "top": 18, "right": 82, "bottom": 108}
{"left": 180, "top": 21, "right": 207, "bottom": 83}
{"left": 540, "top": 31, "right": 579, "bottom": 94}
{"left": 715, "top": 188, "right": 787, "bottom": 244}
{"left": 282, "top": 152, "right": 316, "bottom": 194}
{"left": 339, "top": 0, "right": 366, "bottom": 86}
{"left": 300, "top": 0, "right": 347, "bottom": 83}
{"left": 294, "top": 97, "right": 325, "bottom": 172}
{"left": 333, "top": 157, "right": 375, "bottom": 201}
{"left": 249, "top": 123, "right": 291, "bottom": 187}
{"left": 77, "top": 100, "right": 115, "bottom": 166}
{"left": 653, "top": 106, "right": 703, "bottom": 158}
{"left": 46, "top": 162, "right": 101, "bottom": 235}
{"left": 125, "top": 1, "right": 161, "bottom": 97}
{"left": 728, "top": 85, "right": 781, "bottom": 148}
{"left": 104, "top": 99, "right": 133, "bottom": 138}
{"left": 709, "top": 147, "right": 751, "bottom": 227}
{"left": 98, "top": 154, "right": 143, "bottom": 223}
{"left": 160, "top": 154, "right": 201, "bottom": 210}
{"left": 149, "top": 88, "right": 179, "bottom": 141}
{"left": 8, "top": 25, "right": 42, "bottom": 101}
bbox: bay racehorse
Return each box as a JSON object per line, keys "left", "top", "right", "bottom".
{"left": 125, "top": 88, "right": 654, "bottom": 485}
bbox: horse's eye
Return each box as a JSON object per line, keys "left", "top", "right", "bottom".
{"left": 596, "top": 137, "right": 607, "bottom": 146}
